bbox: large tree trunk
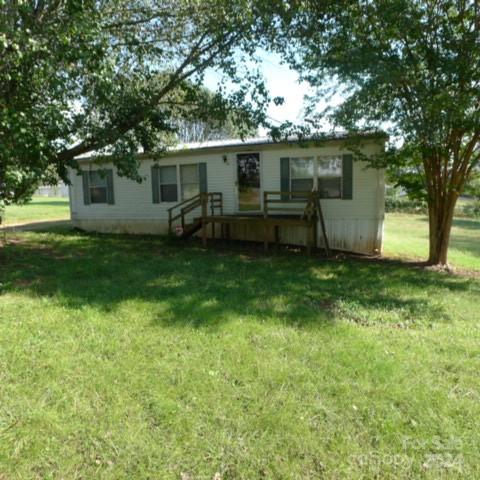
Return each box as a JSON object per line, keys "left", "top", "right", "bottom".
{"left": 427, "top": 192, "right": 458, "bottom": 266}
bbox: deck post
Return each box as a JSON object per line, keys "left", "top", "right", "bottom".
{"left": 202, "top": 219, "right": 207, "bottom": 247}
{"left": 263, "top": 192, "right": 269, "bottom": 251}
{"left": 219, "top": 194, "right": 224, "bottom": 239}
{"left": 306, "top": 224, "right": 312, "bottom": 255}
{"left": 209, "top": 194, "right": 215, "bottom": 238}
{"left": 201, "top": 193, "right": 207, "bottom": 247}
{"left": 315, "top": 196, "right": 330, "bottom": 257}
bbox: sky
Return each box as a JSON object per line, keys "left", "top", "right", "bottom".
{"left": 203, "top": 50, "right": 342, "bottom": 136}
{"left": 203, "top": 51, "right": 397, "bottom": 143}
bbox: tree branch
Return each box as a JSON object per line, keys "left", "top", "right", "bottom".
{"left": 56, "top": 30, "right": 241, "bottom": 163}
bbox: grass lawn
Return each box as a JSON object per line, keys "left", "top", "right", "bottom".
{"left": 0, "top": 228, "right": 479, "bottom": 479}
{"left": 384, "top": 213, "right": 480, "bottom": 272}
{"left": 2, "top": 197, "right": 70, "bottom": 226}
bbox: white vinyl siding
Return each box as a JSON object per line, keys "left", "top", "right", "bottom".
{"left": 70, "top": 139, "right": 385, "bottom": 254}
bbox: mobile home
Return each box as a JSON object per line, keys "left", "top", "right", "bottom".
{"left": 69, "top": 133, "right": 387, "bottom": 255}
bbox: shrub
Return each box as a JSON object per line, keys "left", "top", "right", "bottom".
{"left": 463, "top": 201, "right": 480, "bottom": 218}
{"left": 385, "top": 197, "right": 427, "bottom": 214}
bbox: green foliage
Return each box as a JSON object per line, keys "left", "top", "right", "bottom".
{"left": 0, "top": 1, "right": 270, "bottom": 205}
{"left": 463, "top": 200, "right": 480, "bottom": 218}
{"left": 0, "top": 228, "right": 479, "bottom": 477}
{"left": 279, "top": 0, "right": 480, "bottom": 154}
{"left": 464, "top": 172, "right": 480, "bottom": 199}
{"left": 272, "top": 0, "right": 480, "bottom": 263}
{"left": 175, "top": 87, "right": 258, "bottom": 142}
{"left": 386, "top": 196, "right": 480, "bottom": 218}
{"left": 385, "top": 196, "right": 427, "bottom": 214}
{"left": 385, "top": 185, "right": 480, "bottom": 217}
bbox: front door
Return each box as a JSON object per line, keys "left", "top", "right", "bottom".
{"left": 237, "top": 153, "right": 261, "bottom": 211}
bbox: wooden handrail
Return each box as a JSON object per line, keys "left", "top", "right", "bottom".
{"left": 167, "top": 193, "right": 201, "bottom": 213}
{"left": 266, "top": 206, "right": 307, "bottom": 212}
{"left": 264, "top": 190, "right": 320, "bottom": 218}
{"left": 168, "top": 192, "right": 223, "bottom": 234}
{"left": 263, "top": 190, "right": 315, "bottom": 199}
{"left": 261, "top": 189, "right": 329, "bottom": 255}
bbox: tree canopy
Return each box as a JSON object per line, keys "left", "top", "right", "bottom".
{"left": 0, "top": 0, "right": 269, "bottom": 209}
{"left": 174, "top": 88, "right": 258, "bottom": 143}
{"left": 273, "top": 0, "right": 480, "bottom": 265}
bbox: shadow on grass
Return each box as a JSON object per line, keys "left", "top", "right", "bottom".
{"left": 448, "top": 237, "right": 480, "bottom": 258}
{"left": 398, "top": 215, "right": 480, "bottom": 258}
{"left": 1, "top": 229, "right": 477, "bottom": 330}
{"left": 415, "top": 215, "right": 480, "bottom": 231}
{"left": 452, "top": 217, "right": 480, "bottom": 231}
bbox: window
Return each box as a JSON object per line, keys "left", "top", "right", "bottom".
{"left": 290, "top": 157, "right": 314, "bottom": 197}
{"left": 317, "top": 156, "right": 342, "bottom": 199}
{"left": 159, "top": 165, "right": 178, "bottom": 202}
{"left": 89, "top": 171, "right": 108, "bottom": 204}
{"left": 82, "top": 169, "right": 114, "bottom": 205}
{"left": 181, "top": 164, "right": 200, "bottom": 200}
{"left": 281, "top": 155, "right": 349, "bottom": 201}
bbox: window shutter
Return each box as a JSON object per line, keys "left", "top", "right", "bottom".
{"left": 280, "top": 157, "right": 290, "bottom": 201}
{"left": 342, "top": 154, "right": 353, "bottom": 200}
{"left": 199, "top": 162, "right": 207, "bottom": 193}
{"left": 151, "top": 165, "right": 160, "bottom": 203}
{"left": 106, "top": 169, "right": 115, "bottom": 204}
{"left": 82, "top": 171, "right": 90, "bottom": 205}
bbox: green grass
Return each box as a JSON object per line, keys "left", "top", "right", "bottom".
{"left": 3, "top": 198, "right": 478, "bottom": 272}
{"left": 385, "top": 213, "right": 480, "bottom": 271}
{"left": 1, "top": 228, "right": 479, "bottom": 479}
{"left": 3, "top": 197, "right": 70, "bottom": 225}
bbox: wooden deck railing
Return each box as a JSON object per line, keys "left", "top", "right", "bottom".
{"left": 168, "top": 189, "right": 329, "bottom": 256}
{"left": 263, "top": 191, "right": 317, "bottom": 219}
{"left": 168, "top": 192, "right": 223, "bottom": 233}
{"left": 263, "top": 190, "right": 330, "bottom": 254}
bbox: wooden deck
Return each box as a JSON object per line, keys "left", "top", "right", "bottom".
{"left": 167, "top": 191, "right": 330, "bottom": 255}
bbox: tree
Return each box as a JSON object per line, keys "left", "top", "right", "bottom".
{"left": 174, "top": 88, "right": 258, "bottom": 143}
{"left": 0, "top": 0, "right": 269, "bottom": 215}
{"left": 274, "top": 0, "right": 480, "bottom": 265}
{"left": 176, "top": 115, "right": 258, "bottom": 144}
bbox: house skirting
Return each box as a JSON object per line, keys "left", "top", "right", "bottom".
{"left": 72, "top": 216, "right": 383, "bottom": 255}
{"left": 72, "top": 218, "right": 169, "bottom": 235}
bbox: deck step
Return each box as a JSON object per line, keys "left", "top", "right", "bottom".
{"left": 180, "top": 220, "right": 202, "bottom": 238}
